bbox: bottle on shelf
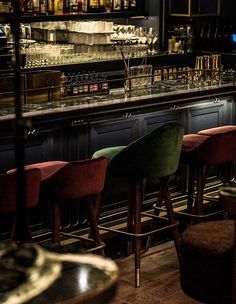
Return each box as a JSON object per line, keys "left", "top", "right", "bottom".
{"left": 87, "top": 0, "right": 100, "bottom": 12}
{"left": 112, "top": 0, "right": 121, "bottom": 11}
{"left": 32, "top": 0, "right": 39, "bottom": 14}
{"left": 47, "top": 0, "right": 54, "bottom": 14}
{"left": 104, "top": 0, "right": 112, "bottom": 12}
{"left": 54, "top": 0, "right": 63, "bottom": 15}
{"left": 24, "top": 0, "right": 34, "bottom": 15}
{"left": 70, "top": 0, "right": 78, "bottom": 13}
{"left": 100, "top": 73, "right": 109, "bottom": 93}
{"left": 39, "top": 0, "right": 47, "bottom": 15}
{"left": 93, "top": 72, "right": 99, "bottom": 93}
{"left": 63, "top": 0, "right": 70, "bottom": 13}
{"left": 129, "top": 0, "right": 136, "bottom": 10}
{"left": 82, "top": 0, "right": 87, "bottom": 12}
{"left": 123, "top": 0, "right": 129, "bottom": 10}
{"left": 61, "top": 72, "right": 68, "bottom": 97}
{"left": 78, "top": 0, "right": 83, "bottom": 12}
{"left": 83, "top": 73, "right": 89, "bottom": 95}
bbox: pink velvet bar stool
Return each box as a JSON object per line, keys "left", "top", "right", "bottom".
{"left": 181, "top": 125, "right": 236, "bottom": 217}
{"left": 42, "top": 157, "right": 108, "bottom": 251}
{"left": 15, "top": 158, "right": 108, "bottom": 252}
{"left": 0, "top": 168, "right": 41, "bottom": 242}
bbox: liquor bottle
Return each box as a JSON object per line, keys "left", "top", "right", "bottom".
{"left": 71, "top": 74, "right": 79, "bottom": 95}
{"left": 33, "top": 0, "right": 40, "bottom": 14}
{"left": 24, "top": 0, "right": 34, "bottom": 14}
{"left": 65, "top": 73, "right": 72, "bottom": 96}
{"left": 93, "top": 72, "right": 99, "bottom": 93}
{"left": 70, "top": 0, "right": 78, "bottom": 13}
{"left": 87, "top": 0, "right": 99, "bottom": 12}
{"left": 123, "top": 0, "right": 129, "bottom": 10}
{"left": 47, "top": 0, "right": 54, "bottom": 14}
{"left": 54, "top": 0, "right": 63, "bottom": 14}
{"left": 83, "top": 73, "right": 89, "bottom": 95}
{"left": 82, "top": 0, "right": 87, "bottom": 12}
{"left": 129, "top": 0, "right": 136, "bottom": 10}
{"left": 99, "top": 0, "right": 104, "bottom": 12}
{"left": 61, "top": 72, "right": 68, "bottom": 97}
{"left": 100, "top": 73, "right": 109, "bottom": 93}
{"left": 78, "top": 0, "right": 83, "bottom": 12}
{"left": 112, "top": 0, "right": 121, "bottom": 11}
{"left": 88, "top": 72, "right": 94, "bottom": 93}
{"left": 78, "top": 74, "right": 84, "bottom": 95}
{"left": 39, "top": 0, "right": 47, "bottom": 15}
{"left": 104, "top": 0, "right": 112, "bottom": 12}
{"left": 63, "top": 0, "right": 70, "bottom": 13}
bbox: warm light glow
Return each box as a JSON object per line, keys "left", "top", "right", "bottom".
{"left": 77, "top": 268, "right": 89, "bottom": 292}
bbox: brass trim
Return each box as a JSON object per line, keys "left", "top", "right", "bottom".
{"left": 175, "top": 209, "right": 225, "bottom": 218}
{"left": 60, "top": 232, "right": 106, "bottom": 252}
{"left": 98, "top": 221, "right": 178, "bottom": 238}
{"left": 135, "top": 269, "right": 140, "bottom": 288}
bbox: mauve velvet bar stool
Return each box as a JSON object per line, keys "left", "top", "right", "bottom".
{"left": 29, "top": 157, "right": 108, "bottom": 253}
{"left": 0, "top": 168, "right": 41, "bottom": 242}
{"left": 180, "top": 125, "right": 236, "bottom": 218}
{"left": 93, "top": 122, "right": 184, "bottom": 287}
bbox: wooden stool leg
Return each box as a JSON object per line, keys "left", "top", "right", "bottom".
{"left": 194, "top": 165, "right": 208, "bottom": 216}
{"left": 130, "top": 178, "right": 142, "bottom": 288}
{"left": 52, "top": 200, "right": 61, "bottom": 246}
{"left": 187, "top": 164, "right": 195, "bottom": 215}
{"left": 87, "top": 195, "right": 104, "bottom": 256}
{"left": 127, "top": 183, "right": 134, "bottom": 256}
{"left": 161, "top": 177, "right": 180, "bottom": 257}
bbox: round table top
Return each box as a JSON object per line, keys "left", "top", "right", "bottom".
{"left": 0, "top": 243, "right": 119, "bottom": 304}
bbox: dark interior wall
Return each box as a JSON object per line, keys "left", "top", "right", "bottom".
{"left": 220, "top": 0, "right": 236, "bottom": 28}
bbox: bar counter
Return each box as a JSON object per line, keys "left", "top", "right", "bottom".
{"left": 0, "top": 79, "right": 236, "bottom": 122}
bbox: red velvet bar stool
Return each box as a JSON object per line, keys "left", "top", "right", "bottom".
{"left": 0, "top": 168, "right": 41, "bottom": 242}
{"left": 20, "top": 158, "right": 108, "bottom": 253}
{"left": 180, "top": 125, "right": 236, "bottom": 218}
{"left": 198, "top": 125, "right": 236, "bottom": 187}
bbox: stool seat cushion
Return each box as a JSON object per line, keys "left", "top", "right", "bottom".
{"left": 181, "top": 134, "right": 209, "bottom": 151}
{"left": 180, "top": 220, "right": 234, "bottom": 304}
{"left": 181, "top": 131, "right": 236, "bottom": 165}
{"left": 7, "top": 161, "right": 68, "bottom": 182}
{"left": 181, "top": 134, "right": 209, "bottom": 163}
{"left": 181, "top": 220, "right": 234, "bottom": 254}
{"left": 0, "top": 168, "right": 41, "bottom": 214}
{"left": 198, "top": 125, "right": 236, "bottom": 136}
{"left": 93, "top": 146, "right": 126, "bottom": 161}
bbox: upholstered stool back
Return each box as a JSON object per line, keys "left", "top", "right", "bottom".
{"left": 0, "top": 168, "right": 41, "bottom": 241}
{"left": 93, "top": 122, "right": 184, "bottom": 287}
{"left": 36, "top": 157, "right": 109, "bottom": 251}
{"left": 0, "top": 168, "right": 41, "bottom": 214}
{"left": 42, "top": 158, "right": 108, "bottom": 200}
{"left": 108, "top": 122, "right": 184, "bottom": 179}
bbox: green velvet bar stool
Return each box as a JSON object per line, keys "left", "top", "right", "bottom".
{"left": 93, "top": 122, "right": 184, "bottom": 287}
